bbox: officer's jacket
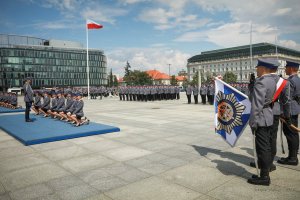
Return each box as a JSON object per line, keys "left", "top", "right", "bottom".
{"left": 41, "top": 96, "right": 50, "bottom": 110}
{"left": 200, "top": 86, "right": 207, "bottom": 95}
{"left": 34, "top": 96, "right": 41, "bottom": 107}
{"left": 56, "top": 97, "right": 66, "bottom": 111}
{"left": 207, "top": 86, "right": 215, "bottom": 95}
{"left": 249, "top": 74, "right": 276, "bottom": 129}
{"left": 288, "top": 74, "right": 300, "bottom": 115}
{"left": 50, "top": 98, "right": 58, "bottom": 110}
{"left": 23, "top": 83, "right": 34, "bottom": 103}
{"left": 73, "top": 100, "right": 84, "bottom": 117}
{"left": 186, "top": 86, "right": 192, "bottom": 95}
{"left": 192, "top": 86, "right": 199, "bottom": 95}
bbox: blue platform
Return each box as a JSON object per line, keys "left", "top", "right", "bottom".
{"left": 0, "top": 107, "right": 25, "bottom": 113}
{"left": 0, "top": 114, "right": 120, "bottom": 145}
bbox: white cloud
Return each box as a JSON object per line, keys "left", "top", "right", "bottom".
{"left": 81, "top": 6, "right": 128, "bottom": 24}
{"left": 118, "top": 0, "right": 148, "bottom": 5}
{"left": 107, "top": 47, "right": 190, "bottom": 76}
{"left": 274, "top": 8, "right": 292, "bottom": 16}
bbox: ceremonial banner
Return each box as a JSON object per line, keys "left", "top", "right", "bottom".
{"left": 214, "top": 78, "right": 251, "bottom": 147}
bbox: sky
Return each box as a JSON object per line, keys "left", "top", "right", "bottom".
{"left": 0, "top": 0, "right": 300, "bottom": 76}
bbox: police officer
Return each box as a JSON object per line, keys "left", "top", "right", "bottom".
{"left": 186, "top": 85, "right": 192, "bottom": 104}
{"left": 23, "top": 77, "right": 34, "bottom": 122}
{"left": 207, "top": 84, "right": 215, "bottom": 105}
{"left": 192, "top": 85, "right": 199, "bottom": 104}
{"left": 278, "top": 61, "right": 300, "bottom": 166}
{"left": 248, "top": 58, "right": 278, "bottom": 186}
{"left": 249, "top": 60, "right": 291, "bottom": 172}
{"left": 200, "top": 84, "right": 207, "bottom": 104}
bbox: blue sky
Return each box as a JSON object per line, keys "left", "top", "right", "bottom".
{"left": 1, "top": 0, "right": 300, "bottom": 75}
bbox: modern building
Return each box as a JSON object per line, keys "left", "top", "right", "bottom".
{"left": 187, "top": 43, "right": 300, "bottom": 82}
{"left": 0, "top": 34, "right": 107, "bottom": 91}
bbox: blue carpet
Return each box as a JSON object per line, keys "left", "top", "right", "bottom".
{"left": 0, "top": 114, "right": 120, "bottom": 145}
{"left": 0, "top": 107, "right": 25, "bottom": 113}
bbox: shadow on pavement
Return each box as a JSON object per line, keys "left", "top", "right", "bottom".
{"left": 192, "top": 145, "right": 253, "bottom": 179}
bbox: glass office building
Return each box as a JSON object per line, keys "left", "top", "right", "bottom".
{"left": 0, "top": 34, "right": 107, "bottom": 91}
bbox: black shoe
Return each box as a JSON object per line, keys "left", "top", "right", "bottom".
{"left": 247, "top": 176, "right": 270, "bottom": 186}
{"left": 277, "top": 158, "right": 298, "bottom": 166}
{"left": 25, "top": 119, "right": 33, "bottom": 122}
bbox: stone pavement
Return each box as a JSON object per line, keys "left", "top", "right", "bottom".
{"left": 0, "top": 93, "right": 299, "bottom": 200}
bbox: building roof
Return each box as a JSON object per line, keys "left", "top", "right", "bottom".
{"left": 146, "top": 70, "right": 170, "bottom": 80}
{"left": 118, "top": 77, "right": 124, "bottom": 83}
{"left": 176, "top": 76, "right": 186, "bottom": 81}
{"left": 188, "top": 42, "right": 300, "bottom": 63}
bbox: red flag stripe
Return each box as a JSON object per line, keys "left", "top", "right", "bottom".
{"left": 273, "top": 78, "right": 287, "bottom": 102}
{"left": 87, "top": 20, "right": 103, "bottom": 29}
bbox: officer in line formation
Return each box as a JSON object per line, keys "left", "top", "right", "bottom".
{"left": 118, "top": 85, "right": 180, "bottom": 102}
{"left": 186, "top": 84, "right": 215, "bottom": 105}
{"left": 26, "top": 87, "right": 89, "bottom": 126}
{"left": 23, "top": 77, "right": 34, "bottom": 122}
{"left": 0, "top": 92, "right": 19, "bottom": 109}
{"left": 248, "top": 59, "right": 299, "bottom": 186}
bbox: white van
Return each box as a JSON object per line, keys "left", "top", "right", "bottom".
{"left": 7, "top": 87, "right": 22, "bottom": 94}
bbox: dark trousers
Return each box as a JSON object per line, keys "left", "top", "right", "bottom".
{"left": 177, "top": 93, "right": 180, "bottom": 100}
{"left": 187, "top": 94, "right": 191, "bottom": 104}
{"left": 194, "top": 95, "right": 198, "bottom": 104}
{"left": 119, "top": 94, "right": 122, "bottom": 101}
{"left": 283, "top": 115, "right": 299, "bottom": 158}
{"left": 201, "top": 95, "right": 206, "bottom": 104}
{"left": 255, "top": 126, "right": 272, "bottom": 176}
{"left": 25, "top": 102, "right": 32, "bottom": 121}
{"left": 270, "top": 115, "right": 280, "bottom": 161}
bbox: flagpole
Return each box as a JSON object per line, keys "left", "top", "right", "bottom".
{"left": 86, "top": 20, "right": 90, "bottom": 99}
{"left": 250, "top": 22, "right": 253, "bottom": 72}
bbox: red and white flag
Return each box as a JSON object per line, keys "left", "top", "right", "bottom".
{"left": 86, "top": 19, "right": 103, "bottom": 29}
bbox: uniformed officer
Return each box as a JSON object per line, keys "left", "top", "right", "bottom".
{"left": 192, "top": 85, "right": 199, "bottom": 104}
{"left": 277, "top": 61, "right": 300, "bottom": 166}
{"left": 207, "top": 84, "right": 215, "bottom": 105}
{"left": 248, "top": 58, "right": 278, "bottom": 186}
{"left": 186, "top": 85, "right": 192, "bottom": 104}
{"left": 23, "top": 77, "right": 34, "bottom": 122}
{"left": 200, "top": 84, "right": 207, "bottom": 104}
{"left": 249, "top": 60, "right": 291, "bottom": 172}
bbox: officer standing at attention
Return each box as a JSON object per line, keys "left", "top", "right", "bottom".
{"left": 23, "top": 77, "right": 34, "bottom": 122}
{"left": 186, "top": 84, "right": 192, "bottom": 104}
{"left": 278, "top": 61, "right": 300, "bottom": 166}
{"left": 192, "top": 84, "right": 199, "bottom": 104}
{"left": 248, "top": 58, "right": 278, "bottom": 186}
{"left": 200, "top": 84, "right": 207, "bottom": 104}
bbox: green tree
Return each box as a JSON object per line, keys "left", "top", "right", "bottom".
{"left": 223, "top": 71, "right": 237, "bottom": 83}
{"left": 126, "top": 70, "right": 152, "bottom": 85}
{"left": 113, "top": 75, "right": 119, "bottom": 87}
{"left": 170, "top": 75, "right": 178, "bottom": 85}
{"left": 124, "top": 61, "right": 131, "bottom": 77}
{"left": 108, "top": 68, "right": 113, "bottom": 87}
{"left": 191, "top": 72, "right": 198, "bottom": 86}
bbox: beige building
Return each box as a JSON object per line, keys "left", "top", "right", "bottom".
{"left": 187, "top": 43, "right": 300, "bottom": 82}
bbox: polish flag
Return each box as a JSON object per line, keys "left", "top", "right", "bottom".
{"left": 86, "top": 19, "right": 103, "bottom": 29}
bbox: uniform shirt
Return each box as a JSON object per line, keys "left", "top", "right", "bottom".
{"left": 73, "top": 100, "right": 84, "bottom": 117}
{"left": 249, "top": 74, "right": 276, "bottom": 129}
{"left": 56, "top": 97, "right": 66, "bottom": 112}
{"left": 41, "top": 96, "right": 50, "bottom": 110}
{"left": 288, "top": 74, "right": 300, "bottom": 115}
{"left": 192, "top": 86, "right": 199, "bottom": 95}
{"left": 200, "top": 86, "right": 207, "bottom": 95}
{"left": 23, "top": 83, "right": 34, "bottom": 103}
{"left": 50, "top": 98, "right": 58, "bottom": 110}
{"left": 186, "top": 86, "right": 192, "bottom": 95}
{"left": 34, "top": 96, "right": 42, "bottom": 107}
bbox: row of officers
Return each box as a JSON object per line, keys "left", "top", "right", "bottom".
{"left": 118, "top": 86, "right": 180, "bottom": 101}
{"left": 186, "top": 83, "right": 251, "bottom": 105}
{"left": 247, "top": 59, "right": 299, "bottom": 186}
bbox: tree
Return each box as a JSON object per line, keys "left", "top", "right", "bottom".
{"left": 113, "top": 75, "right": 119, "bottom": 87}
{"left": 223, "top": 71, "right": 237, "bottom": 83}
{"left": 125, "top": 70, "right": 152, "bottom": 85}
{"left": 124, "top": 61, "right": 131, "bottom": 77}
{"left": 170, "top": 75, "right": 178, "bottom": 85}
{"left": 108, "top": 68, "right": 114, "bottom": 87}
{"left": 191, "top": 72, "right": 198, "bottom": 86}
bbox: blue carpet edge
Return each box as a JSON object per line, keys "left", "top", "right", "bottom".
{"left": 0, "top": 126, "right": 120, "bottom": 146}
{"left": 0, "top": 109, "right": 26, "bottom": 114}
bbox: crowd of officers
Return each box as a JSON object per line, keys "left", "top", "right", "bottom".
{"left": 0, "top": 92, "right": 19, "bottom": 109}
{"left": 118, "top": 86, "right": 181, "bottom": 101}
{"left": 246, "top": 59, "right": 299, "bottom": 186}
{"left": 23, "top": 79, "right": 89, "bottom": 126}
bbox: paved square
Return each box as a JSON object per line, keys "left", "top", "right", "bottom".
{"left": 0, "top": 94, "right": 299, "bottom": 199}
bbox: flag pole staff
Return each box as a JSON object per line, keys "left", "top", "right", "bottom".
{"left": 86, "top": 20, "right": 90, "bottom": 99}
{"left": 253, "top": 130, "right": 260, "bottom": 177}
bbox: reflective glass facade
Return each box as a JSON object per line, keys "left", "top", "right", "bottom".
{"left": 0, "top": 35, "right": 107, "bottom": 90}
